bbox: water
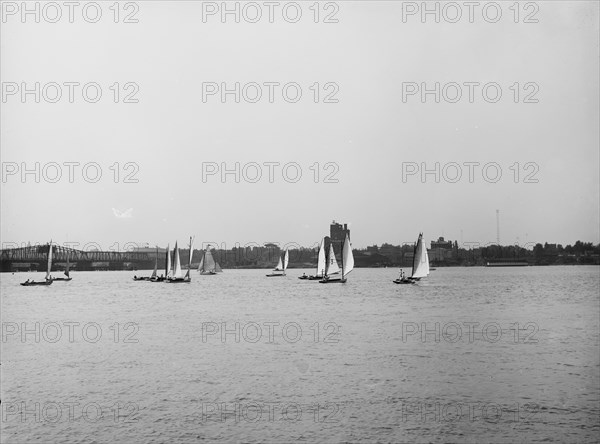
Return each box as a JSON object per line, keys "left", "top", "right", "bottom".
{"left": 2, "top": 266, "right": 599, "bottom": 443}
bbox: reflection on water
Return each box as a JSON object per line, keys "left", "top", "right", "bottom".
{"left": 2, "top": 266, "right": 599, "bottom": 443}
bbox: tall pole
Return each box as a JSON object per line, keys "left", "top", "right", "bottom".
{"left": 496, "top": 209, "right": 500, "bottom": 246}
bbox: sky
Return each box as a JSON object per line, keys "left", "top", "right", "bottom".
{"left": 1, "top": 1, "right": 599, "bottom": 250}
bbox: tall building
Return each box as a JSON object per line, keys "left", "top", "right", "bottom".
{"left": 330, "top": 220, "right": 350, "bottom": 242}
{"left": 325, "top": 220, "right": 350, "bottom": 258}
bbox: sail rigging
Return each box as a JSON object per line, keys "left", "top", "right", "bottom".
{"left": 326, "top": 243, "right": 340, "bottom": 275}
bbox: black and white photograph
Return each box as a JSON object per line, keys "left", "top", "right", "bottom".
{"left": 1, "top": 1, "right": 599, "bottom": 442}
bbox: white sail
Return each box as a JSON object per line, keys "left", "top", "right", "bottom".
{"left": 283, "top": 249, "right": 289, "bottom": 271}
{"left": 172, "top": 242, "right": 183, "bottom": 279}
{"left": 326, "top": 243, "right": 340, "bottom": 275}
{"left": 274, "top": 255, "right": 283, "bottom": 271}
{"left": 204, "top": 249, "right": 216, "bottom": 271}
{"left": 199, "top": 247, "right": 222, "bottom": 273}
{"left": 342, "top": 233, "right": 354, "bottom": 277}
{"left": 411, "top": 233, "right": 430, "bottom": 279}
{"left": 46, "top": 241, "right": 53, "bottom": 280}
{"left": 316, "top": 238, "right": 326, "bottom": 277}
{"left": 166, "top": 243, "right": 172, "bottom": 278}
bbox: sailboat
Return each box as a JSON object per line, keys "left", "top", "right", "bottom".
{"left": 320, "top": 233, "right": 354, "bottom": 283}
{"left": 167, "top": 240, "right": 191, "bottom": 283}
{"left": 394, "top": 233, "right": 430, "bottom": 284}
{"left": 53, "top": 250, "right": 72, "bottom": 281}
{"left": 151, "top": 245, "right": 169, "bottom": 282}
{"left": 148, "top": 246, "right": 163, "bottom": 281}
{"left": 198, "top": 245, "right": 222, "bottom": 275}
{"left": 21, "top": 241, "right": 54, "bottom": 286}
{"left": 299, "top": 238, "right": 327, "bottom": 280}
{"left": 266, "top": 248, "right": 289, "bottom": 277}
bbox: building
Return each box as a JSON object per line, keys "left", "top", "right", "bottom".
{"left": 429, "top": 237, "right": 455, "bottom": 263}
{"left": 325, "top": 220, "right": 351, "bottom": 258}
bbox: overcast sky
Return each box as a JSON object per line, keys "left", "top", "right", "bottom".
{"left": 1, "top": 1, "right": 598, "bottom": 250}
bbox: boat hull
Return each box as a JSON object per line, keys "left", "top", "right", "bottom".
{"left": 266, "top": 273, "right": 286, "bottom": 277}
{"left": 21, "top": 280, "right": 53, "bottom": 286}
{"left": 52, "top": 277, "right": 72, "bottom": 281}
{"left": 166, "top": 278, "right": 190, "bottom": 283}
{"left": 319, "top": 277, "right": 347, "bottom": 284}
{"left": 393, "top": 278, "right": 416, "bottom": 284}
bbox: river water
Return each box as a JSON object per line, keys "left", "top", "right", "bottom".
{"left": 1, "top": 266, "right": 599, "bottom": 443}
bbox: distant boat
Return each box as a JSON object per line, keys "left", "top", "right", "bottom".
{"left": 266, "top": 248, "right": 289, "bottom": 277}
{"left": 394, "top": 233, "right": 429, "bottom": 284}
{"left": 21, "top": 241, "right": 53, "bottom": 286}
{"left": 198, "top": 245, "right": 222, "bottom": 275}
{"left": 485, "top": 261, "right": 528, "bottom": 267}
{"left": 320, "top": 233, "right": 354, "bottom": 283}
{"left": 167, "top": 240, "right": 191, "bottom": 283}
{"left": 53, "top": 250, "right": 72, "bottom": 281}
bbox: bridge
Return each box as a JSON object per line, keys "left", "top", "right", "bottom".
{"left": 0, "top": 245, "right": 153, "bottom": 272}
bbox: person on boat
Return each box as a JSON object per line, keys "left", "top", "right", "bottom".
{"left": 302, "top": 273, "right": 306, "bottom": 278}
{"left": 134, "top": 275, "right": 137, "bottom": 279}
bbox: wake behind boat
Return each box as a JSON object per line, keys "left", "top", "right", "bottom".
{"left": 394, "top": 232, "right": 429, "bottom": 284}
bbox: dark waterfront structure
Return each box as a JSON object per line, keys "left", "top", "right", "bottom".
{"left": 324, "top": 220, "right": 350, "bottom": 259}
{"left": 0, "top": 245, "right": 153, "bottom": 272}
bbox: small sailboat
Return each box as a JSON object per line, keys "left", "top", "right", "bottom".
{"left": 266, "top": 248, "right": 289, "bottom": 277}
{"left": 394, "top": 233, "right": 430, "bottom": 284}
{"left": 53, "top": 250, "right": 72, "bottom": 281}
{"left": 21, "top": 241, "right": 54, "bottom": 286}
{"left": 320, "top": 233, "right": 354, "bottom": 283}
{"left": 151, "top": 245, "right": 169, "bottom": 282}
{"left": 167, "top": 239, "right": 191, "bottom": 283}
{"left": 300, "top": 238, "right": 327, "bottom": 280}
{"left": 198, "top": 245, "right": 222, "bottom": 275}
{"left": 134, "top": 246, "right": 158, "bottom": 281}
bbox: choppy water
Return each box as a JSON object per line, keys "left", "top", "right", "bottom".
{"left": 1, "top": 266, "right": 599, "bottom": 443}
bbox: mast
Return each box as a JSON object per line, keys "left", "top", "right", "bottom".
{"left": 165, "top": 243, "right": 171, "bottom": 278}
{"left": 411, "top": 235, "right": 418, "bottom": 277}
{"left": 46, "top": 240, "right": 53, "bottom": 280}
{"left": 185, "top": 236, "right": 193, "bottom": 280}
{"left": 341, "top": 238, "right": 344, "bottom": 280}
{"left": 65, "top": 251, "right": 70, "bottom": 277}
